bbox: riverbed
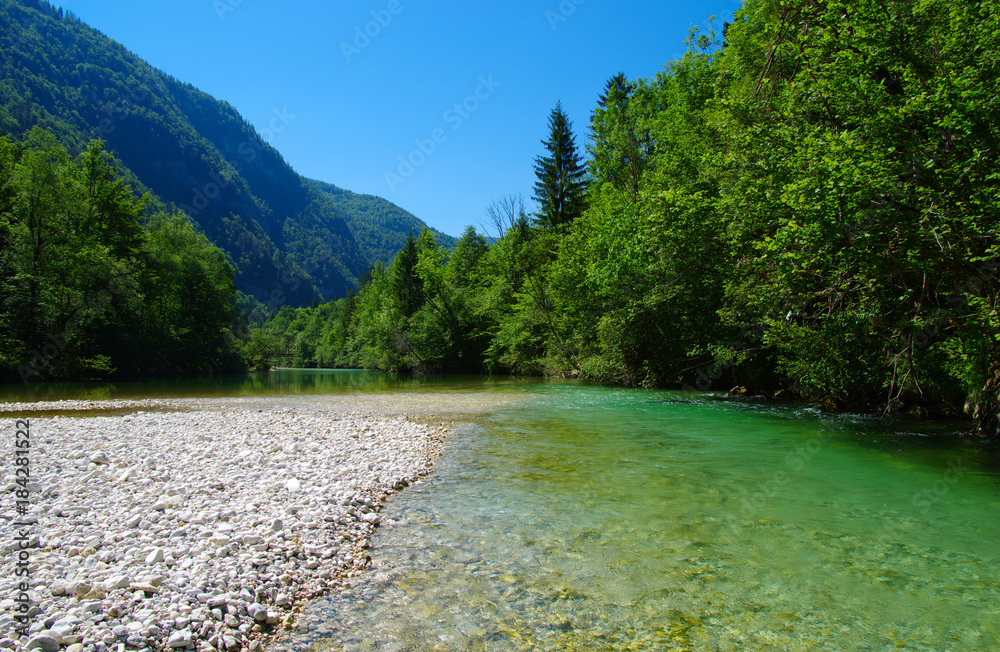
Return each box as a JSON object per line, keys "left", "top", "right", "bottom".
{"left": 275, "top": 382, "right": 1000, "bottom": 652}
{"left": 3, "top": 372, "right": 998, "bottom": 651}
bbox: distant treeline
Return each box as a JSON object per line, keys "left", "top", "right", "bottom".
{"left": 253, "top": 0, "right": 1000, "bottom": 440}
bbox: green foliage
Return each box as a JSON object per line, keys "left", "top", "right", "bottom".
{"left": 309, "top": 179, "right": 457, "bottom": 264}
{"left": 717, "top": 0, "right": 1000, "bottom": 422}
{"left": 532, "top": 102, "right": 588, "bottom": 230}
{"left": 0, "top": 0, "right": 449, "bottom": 308}
{"left": 244, "top": 0, "right": 998, "bottom": 440}
{"left": 0, "top": 126, "right": 242, "bottom": 380}
{"left": 139, "top": 213, "right": 240, "bottom": 374}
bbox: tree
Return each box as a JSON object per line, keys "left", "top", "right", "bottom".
{"left": 482, "top": 193, "right": 527, "bottom": 241}
{"left": 589, "top": 73, "right": 647, "bottom": 201}
{"left": 389, "top": 231, "right": 423, "bottom": 319}
{"left": 532, "top": 102, "right": 588, "bottom": 229}
{"left": 140, "top": 213, "right": 239, "bottom": 373}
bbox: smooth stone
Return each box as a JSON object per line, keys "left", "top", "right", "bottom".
{"left": 247, "top": 603, "right": 267, "bottom": 622}
{"left": 146, "top": 548, "right": 165, "bottom": 564}
{"left": 24, "top": 635, "right": 59, "bottom": 652}
{"left": 89, "top": 452, "right": 110, "bottom": 465}
{"left": 167, "top": 629, "right": 193, "bottom": 648}
{"left": 103, "top": 576, "right": 131, "bottom": 591}
{"left": 270, "top": 519, "right": 284, "bottom": 532}
{"left": 143, "top": 575, "right": 165, "bottom": 587}
{"left": 50, "top": 623, "right": 76, "bottom": 638}
{"left": 82, "top": 587, "right": 106, "bottom": 600}
{"left": 284, "top": 479, "right": 301, "bottom": 492}
{"left": 66, "top": 646, "right": 84, "bottom": 652}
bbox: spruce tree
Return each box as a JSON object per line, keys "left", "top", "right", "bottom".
{"left": 590, "top": 73, "right": 646, "bottom": 200}
{"left": 532, "top": 102, "right": 588, "bottom": 229}
{"left": 390, "top": 232, "right": 423, "bottom": 318}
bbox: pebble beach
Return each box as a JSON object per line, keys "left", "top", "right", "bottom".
{"left": 0, "top": 394, "right": 515, "bottom": 652}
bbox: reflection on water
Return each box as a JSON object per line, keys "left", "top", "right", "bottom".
{"left": 282, "top": 385, "right": 1000, "bottom": 652}
{"left": 0, "top": 370, "right": 538, "bottom": 403}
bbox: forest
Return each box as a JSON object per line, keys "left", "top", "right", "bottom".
{"left": 254, "top": 0, "right": 1000, "bottom": 440}
{"left": 0, "top": 0, "right": 453, "bottom": 310}
{"left": 0, "top": 129, "right": 242, "bottom": 380}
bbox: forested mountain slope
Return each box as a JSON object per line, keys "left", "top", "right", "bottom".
{"left": 0, "top": 0, "right": 449, "bottom": 304}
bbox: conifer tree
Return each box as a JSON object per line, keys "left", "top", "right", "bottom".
{"left": 590, "top": 73, "right": 646, "bottom": 200}
{"left": 532, "top": 102, "right": 588, "bottom": 229}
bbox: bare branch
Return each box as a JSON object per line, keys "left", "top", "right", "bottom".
{"left": 481, "top": 193, "right": 527, "bottom": 240}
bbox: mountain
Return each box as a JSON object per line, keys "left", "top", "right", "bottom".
{"left": 308, "top": 179, "right": 456, "bottom": 266}
{"left": 0, "top": 0, "right": 454, "bottom": 307}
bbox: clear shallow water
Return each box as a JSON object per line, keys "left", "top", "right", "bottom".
{"left": 282, "top": 384, "right": 1000, "bottom": 652}
{"left": 6, "top": 373, "right": 998, "bottom": 650}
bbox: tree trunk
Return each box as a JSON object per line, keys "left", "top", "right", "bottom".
{"left": 974, "top": 364, "right": 1000, "bottom": 445}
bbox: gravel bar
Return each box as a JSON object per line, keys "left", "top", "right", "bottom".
{"left": 0, "top": 394, "right": 517, "bottom": 652}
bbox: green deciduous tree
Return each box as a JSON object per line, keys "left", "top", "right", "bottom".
{"left": 0, "top": 128, "right": 243, "bottom": 381}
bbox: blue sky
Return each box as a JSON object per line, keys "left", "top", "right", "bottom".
{"left": 51, "top": 0, "right": 741, "bottom": 238}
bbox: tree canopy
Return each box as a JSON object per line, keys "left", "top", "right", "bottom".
{"left": 250, "top": 0, "right": 1000, "bottom": 443}
{"left": 0, "top": 128, "right": 242, "bottom": 380}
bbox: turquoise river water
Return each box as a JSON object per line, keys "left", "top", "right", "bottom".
{"left": 6, "top": 372, "right": 999, "bottom": 650}
{"left": 282, "top": 381, "right": 1000, "bottom": 652}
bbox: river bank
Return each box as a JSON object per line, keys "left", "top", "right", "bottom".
{"left": 0, "top": 394, "right": 517, "bottom": 652}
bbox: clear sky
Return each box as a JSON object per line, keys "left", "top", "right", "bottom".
{"left": 50, "top": 0, "right": 741, "bottom": 238}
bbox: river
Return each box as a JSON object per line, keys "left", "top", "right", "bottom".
{"left": 6, "top": 371, "right": 999, "bottom": 650}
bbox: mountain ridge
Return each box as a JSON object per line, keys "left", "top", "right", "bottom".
{"left": 0, "top": 0, "right": 455, "bottom": 307}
